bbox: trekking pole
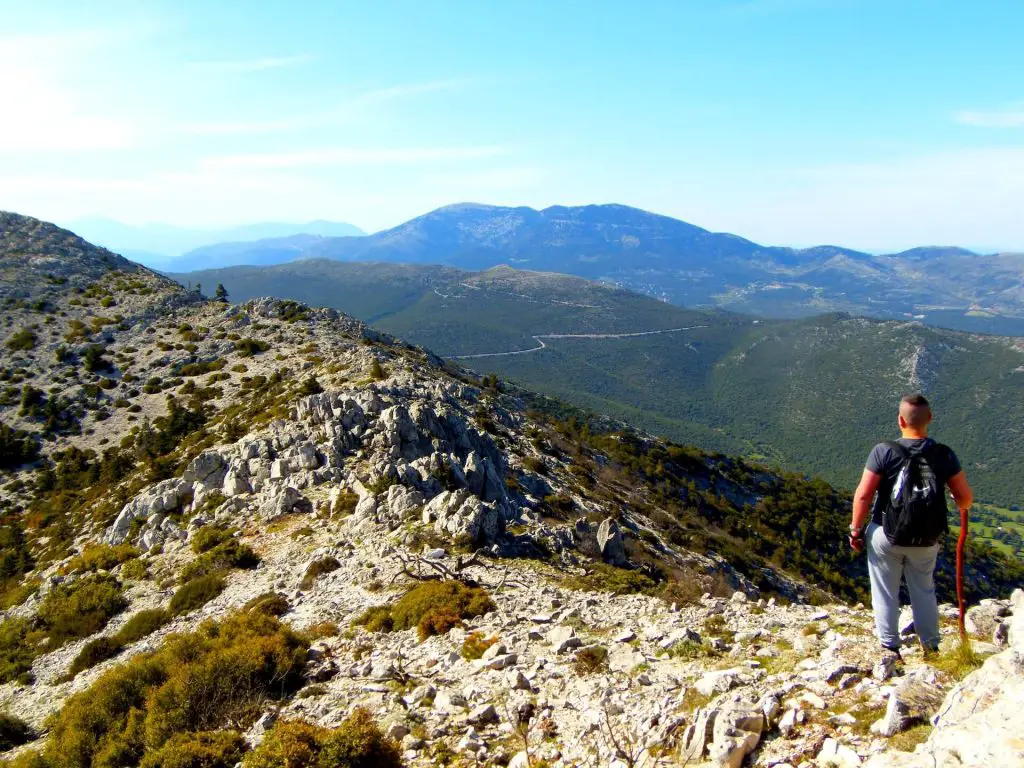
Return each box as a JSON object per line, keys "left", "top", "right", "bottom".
{"left": 956, "top": 505, "right": 968, "bottom": 638}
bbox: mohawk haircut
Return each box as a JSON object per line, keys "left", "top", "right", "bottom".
{"left": 900, "top": 393, "right": 932, "bottom": 429}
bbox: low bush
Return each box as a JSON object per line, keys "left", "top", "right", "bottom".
{"left": 306, "top": 622, "right": 339, "bottom": 640}
{"left": 0, "top": 424, "right": 40, "bottom": 470}
{"left": 116, "top": 608, "right": 170, "bottom": 644}
{"left": 355, "top": 581, "right": 495, "bottom": 641}
{"left": 64, "top": 544, "right": 139, "bottom": 574}
{"left": 169, "top": 575, "right": 225, "bottom": 616}
{"left": 242, "top": 709, "right": 402, "bottom": 768}
{"left": 66, "top": 608, "right": 172, "bottom": 678}
{"left": 138, "top": 730, "right": 246, "bottom": 768}
{"left": 0, "top": 618, "right": 35, "bottom": 684}
{"left": 82, "top": 345, "right": 112, "bottom": 373}
{"left": 37, "top": 574, "right": 127, "bottom": 646}
{"left": 0, "top": 712, "right": 33, "bottom": 751}
{"left": 234, "top": 339, "right": 270, "bottom": 357}
{"left": 121, "top": 558, "right": 147, "bottom": 581}
{"left": 461, "top": 632, "right": 497, "bottom": 660}
{"left": 5, "top": 329, "right": 36, "bottom": 352}
{"left": 33, "top": 612, "right": 307, "bottom": 768}
{"left": 573, "top": 646, "right": 609, "bottom": 676}
{"left": 300, "top": 557, "right": 340, "bottom": 590}
{"left": 67, "top": 636, "right": 122, "bottom": 677}
{"left": 189, "top": 526, "right": 233, "bottom": 555}
{"left": 244, "top": 593, "right": 290, "bottom": 617}
{"left": 177, "top": 359, "right": 226, "bottom": 377}
{"left": 180, "top": 541, "right": 259, "bottom": 583}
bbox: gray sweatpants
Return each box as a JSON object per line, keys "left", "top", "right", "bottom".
{"left": 866, "top": 522, "right": 941, "bottom": 650}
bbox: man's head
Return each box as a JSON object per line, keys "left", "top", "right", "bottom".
{"left": 899, "top": 393, "right": 932, "bottom": 434}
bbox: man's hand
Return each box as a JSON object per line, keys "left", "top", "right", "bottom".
{"left": 849, "top": 526, "right": 866, "bottom": 553}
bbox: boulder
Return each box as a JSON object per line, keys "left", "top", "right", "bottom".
{"left": 597, "top": 518, "right": 628, "bottom": 567}
{"left": 258, "top": 486, "right": 306, "bottom": 520}
{"left": 181, "top": 450, "right": 228, "bottom": 489}
{"left": 696, "top": 668, "right": 749, "bottom": 697}
{"left": 548, "top": 625, "right": 583, "bottom": 654}
{"left": 818, "top": 738, "right": 862, "bottom": 767}
{"left": 222, "top": 466, "right": 252, "bottom": 497}
{"left": 105, "top": 478, "right": 192, "bottom": 545}
{"left": 427, "top": 489, "right": 504, "bottom": 545}
{"left": 965, "top": 601, "right": 1009, "bottom": 638}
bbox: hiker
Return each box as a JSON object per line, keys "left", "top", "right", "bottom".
{"left": 849, "top": 393, "right": 973, "bottom": 656}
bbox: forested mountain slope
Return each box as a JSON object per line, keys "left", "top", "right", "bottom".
{"left": 173, "top": 260, "right": 1024, "bottom": 505}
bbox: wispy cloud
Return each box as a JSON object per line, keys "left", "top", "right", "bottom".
{"left": 201, "top": 145, "right": 508, "bottom": 170}
{"left": 187, "top": 54, "right": 313, "bottom": 74}
{"left": 954, "top": 104, "right": 1024, "bottom": 128}
{"left": 177, "top": 79, "right": 474, "bottom": 137}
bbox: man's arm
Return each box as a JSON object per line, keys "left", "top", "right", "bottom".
{"left": 850, "top": 469, "right": 882, "bottom": 551}
{"left": 947, "top": 470, "right": 973, "bottom": 531}
{"left": 852, "top": 468, "right": 882, "bottom": 530}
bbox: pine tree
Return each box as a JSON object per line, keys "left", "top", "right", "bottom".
{"left": 214, "top": 284, "right": 229, "bottom": 303}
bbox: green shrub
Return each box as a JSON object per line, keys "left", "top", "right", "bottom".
{"left": 42, "top": 612, "right": 306, "bottom": 768}
{"left": 82, "top": 345, "right": 112, "bottom": 373}
{"left": 122, "top": 558, "right": 148, "bottom": 581}
{"left": 115, "top": 608, "right": 170, "bottom": 644}
{"left": 177, "top": 359, "right": 226, "bottom": 377}
{"left": 180, "top": 541, "right": 258, "bottom": 583}
{"left": 306, "top": 622, "right": 339, "bottom": 640}
{"left": 64, "top": 544, "right": 139, "bottom": 574}
{"left": 0, "top": 423, "right": 40, "bottom": 470}
{"left": 355, "top": 581, "right": 495, "bottom": 641}
{"left": 0, "top": 712, "right": 33, "bottom": 751}
{"left": 37, "top": 574, "right": 127, "bottom": 646}
{"left": 244, "top": 593, "right": 290, "bottom": 617}
{"left": 5, "top": 329, "right": 37, "bottom": 352}
{"left": 369, "top": 361, "right": 386, "bottom": 381}
{"left": 138, "top": 730, "right": 246, "bottom": 768}
{"left": 234, "top": 339, "right": 270, "bottom": 357}
{"left": 300, "top": 557, "right": 340, "bottom": 590}
{"left": 0, "top": 618, "right": 35, "bottom": 684}
{"left": 298, "top": 376, "right": 323, "bottom": 396}
{"left": 189, "top": 526, "right": 233, "bottom": 555}
{"left": 243, "top": 709, "right": 402, "bottom": 768}
{"left": 169, "top": 575, "right": 225, "bottom": 616}
{"left": 68, "top": 636, "right": 122, "bottom": 677}
{"left": 461, "top": 632, "right": 497, "bottom": 660}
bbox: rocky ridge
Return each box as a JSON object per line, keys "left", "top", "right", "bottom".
{"left": 0, "top": 211, "right": 1021, "bottom": 766}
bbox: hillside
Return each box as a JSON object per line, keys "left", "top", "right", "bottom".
{"left": 172, "top": 260, "right": 1024, "bottom": 507}
{"left": 168, "top": 203, "right": 1024, "bottom": 334}
{"left": 3, "top": 211, "right": 1024, "bottom": 766}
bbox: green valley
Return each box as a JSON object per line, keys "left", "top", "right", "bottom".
{"left": 174, "top": 261, "right": 1024, "bottom": 506}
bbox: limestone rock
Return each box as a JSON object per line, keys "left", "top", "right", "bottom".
{"left": 596, "top": 518, "right": 628, "bottom": 567}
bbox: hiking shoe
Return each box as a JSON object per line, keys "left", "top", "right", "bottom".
{"left": 873, "top": 647, "right": 904, "bottom": 681}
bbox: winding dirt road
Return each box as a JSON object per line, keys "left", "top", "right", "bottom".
{"left": 452, "top": 325, "right": 708, "bottom": 359}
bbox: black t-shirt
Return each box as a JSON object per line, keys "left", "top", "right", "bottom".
{"left": 865, "top": 438, "right": 962, "bottom": 525}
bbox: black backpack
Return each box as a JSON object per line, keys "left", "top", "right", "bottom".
{"left": 882, "top": 440, "right": 949, "bottom": 546}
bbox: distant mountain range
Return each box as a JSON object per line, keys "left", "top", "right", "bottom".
{"left": 171, "top": 259, "right": 1024, "bottom": 506}
{"left": 157, "top": 203, "right": 1024, "bottom": 335}
{"left": 63, "top": 217, "right": 365, "bottom": 270}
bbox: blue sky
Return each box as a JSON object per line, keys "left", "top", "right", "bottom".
{"left": 1, "top": 0, "right": 1022, "bottom": 250}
